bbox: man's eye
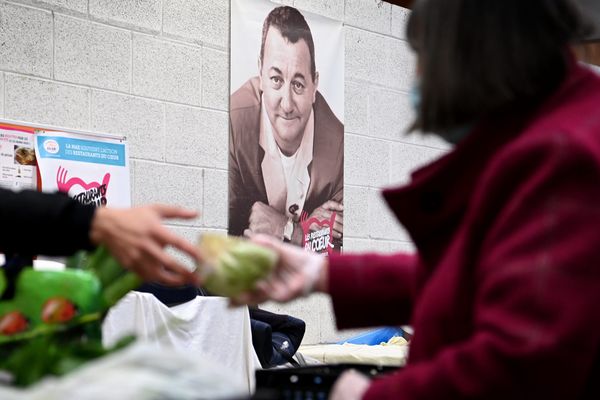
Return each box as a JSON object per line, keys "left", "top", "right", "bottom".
{"left": 292, "top": 81, "right": 305, "bottom": 92}
{"left": 271, "top": 77, "right": 282, "bottom": 85}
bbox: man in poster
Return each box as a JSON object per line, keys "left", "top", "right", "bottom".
{"left": 229, "top": 5, "right": 344, "bottom": 252}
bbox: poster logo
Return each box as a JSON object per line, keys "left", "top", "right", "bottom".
{"left": 301, "top": 212, "right": 336, "bottom": 255}
{"left": 56, "top": 166, "right": 111, "bottom": 207}
{"left": 43, "top": 139, "right": 59, "bottom": 154}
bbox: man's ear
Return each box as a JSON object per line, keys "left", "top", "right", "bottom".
{"left": 312, "top": 71, "right": 320, "bottom": 103}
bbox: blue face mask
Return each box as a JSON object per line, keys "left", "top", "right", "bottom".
{"left": 408, "top": 80, "right": 472, "bottom": 144}
{"left": 409, "top": 81, "right": 421, "bottom": 113}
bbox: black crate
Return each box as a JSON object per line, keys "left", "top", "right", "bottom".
{"left": 253, "top": 364, "right": 398, "bottom": 400}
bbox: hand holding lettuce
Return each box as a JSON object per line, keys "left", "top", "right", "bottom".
{"left": 196, "top": 234, "right": 278, "bottom": 297}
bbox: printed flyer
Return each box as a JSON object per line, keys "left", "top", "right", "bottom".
{"left": 34, "top": 131, "right": 131, "bottom": 208}
{"left": 0, "top": 124, "right": 37, "bottom": 191}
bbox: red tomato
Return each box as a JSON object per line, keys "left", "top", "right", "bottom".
{"left": 41, "top": 297, "right": 78, "bottom": 323}
{"left": 0, "top": 311, "right": 29, "bottom": 335}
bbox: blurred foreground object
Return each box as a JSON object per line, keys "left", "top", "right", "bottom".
{"left": 0, "top": 342, "right": 245, "bottom": 400}
{"left": 197, "top": 234, "right": 277, "bottom": 297}
{"left": 0, "top": 248, "right": 141, "bottom": 386}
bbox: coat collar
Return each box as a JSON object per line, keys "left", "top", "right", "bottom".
{"left": 382, "top": 55, "right": 586, "bottom": 266}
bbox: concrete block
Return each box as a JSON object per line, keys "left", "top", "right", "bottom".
{"left": 386, "top": 37, "right": 416, "bottom": 92}
{"left": 163, "top": 225, "right": 203, "bottom": 271}
{"left": 0, "top": 73, "right": 4, "bottom": 117}
{"left": 344, "top": 133, "right": 390, "bottom": 188}
{"left": 202, "top": 48, "right": 229, "bottom": 111}
{"left": 400, "top": 130, "right": 452, "bottom": 149}
{"left": 163, "top": 0, "right": 229, "bottom": 49}
{"left": 12, "top": 0, "right": 87, "bottom": 16}
{"left": 293, "top": 0, "right": 344, "bottom": 21}
{"left": 5, "top": 74, "right": 89, "bottom": 130}
{"left": 164, "top": 104, "right": 228, "bottom": 169}
{"left": 91, "top": 91, "right": 164, "bottom": 161}
{"left": 55, "top": 15, "right": 131, "bottom": 92}
{"left": 203, "top": 169, "right": 228, "bottom": 229}
{"left": 390, "top": 141, "right": 447, "bottom": 186}
{"left": 345, "top": 27, "right": 387, "bottom": 86}
{"left": 344, "top": 185, "right": 370, "bottom": 238}
{"left": 132, "top": 34, "right": 203, "bottom": 105}
{"left": 89, "top": 0, "right": 161, "bottom": 33}
{"left": 345, "top": 0, "right": 391, "bottom": 35}
{"left": 0, "top": 3, "right": 52, "bottom": 78}
{"left": 369, "top": 86, "right": 414, "bottom": 141}
{"left": 342, "top": 237, "right": 375, "bottom": 252}
{"left": 367, "top": 239, "right": 395, "bottom": 253}
{"left": 133, "top": 160, "right": 203, "bottom": 226}
{"left": 368, "top": 188, "right": 409, "bottom": 240}
{"left": 388, "top": 240, "right": 416, "bottom": 253}
{"left": 391, "top": 5, "right": 411, "bottom": 39}
{"left": 345, "top": 81, "right": 368, "bottom": 134}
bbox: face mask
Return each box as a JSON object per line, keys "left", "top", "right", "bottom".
{"left": 409, "top": 80, "right": 421, "bottom": 113}
{"left": 408, "top": 80, "right": 472, "bottom": 144}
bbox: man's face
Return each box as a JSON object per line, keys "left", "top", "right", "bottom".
{"left": 259, "top": 26, "right": 319, "bottom": 155}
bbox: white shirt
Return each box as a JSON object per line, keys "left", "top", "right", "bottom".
{"left": 259, "top": 99, "right": 314, "bottom": 220}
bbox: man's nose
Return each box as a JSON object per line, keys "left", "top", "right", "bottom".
{"left": 280, "top": 85, "right": 294, "bottom": 114}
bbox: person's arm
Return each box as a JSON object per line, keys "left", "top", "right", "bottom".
{"left": 231, "top": 234, "right": 418, "bottom": 323}
{"left": 328, "top": 252, "right": 418, "bottom": 329}
{"left": 0, "top": 188, "right": 95, "bottom": 255}
{"left": 361, "top": 137, "right": 600, "bottom": 399}
{"left": 0, "top": 188, "right": 199, "bottom": 286}
{"left": 89, "top": 205, "right": 200, "bottom": 286}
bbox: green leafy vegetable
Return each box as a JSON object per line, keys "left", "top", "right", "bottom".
{"left": 198, "top": 234, "right": 277, "bottom": 297}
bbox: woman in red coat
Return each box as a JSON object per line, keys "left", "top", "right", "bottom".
{"left": 234, "top": 0, "right": 600, "bottom": 398}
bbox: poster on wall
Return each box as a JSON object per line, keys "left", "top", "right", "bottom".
{"left": 0, "top": 124, "right": 37, "bottom": 191}
{"left": 229, "top": 0, "right": 345, "bottom": 254}
{"left": 34, "top": 130, "right": 131, "bottom": 208}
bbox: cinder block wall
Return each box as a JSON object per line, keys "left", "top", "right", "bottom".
{"left": 0, "top": 0, "right": 450, "bottom": 344}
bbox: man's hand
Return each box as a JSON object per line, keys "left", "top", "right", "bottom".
{"left": 330, "top": 370, "right": 371, "bottom": 400}
{"left": 245, "top": 201, "right": 288, "bottom": 238}
{"left": 90, "top": 204, "right": 200, "bottom": 286}
{"left": 308, "top": 200, "right": 343, "bottom": 239}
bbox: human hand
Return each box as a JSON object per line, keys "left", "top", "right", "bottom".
{"left": 308, "top": 200, "right": 343, "bottom": 240}
{"left": 245, "top": 201, "right": 288, "bottom": 238}
{"left": 89, "top": 204, "right": 200, "bottom": 286}
{"left": 230, "top": 234, "right": 328, "bottom": 306}
{"left": 330, "top": 369, "right": 371, "bottom": 400}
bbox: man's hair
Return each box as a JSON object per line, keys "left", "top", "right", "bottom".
{"left": 260, "top": 6, "right": 316, "bottom": 82}
{"left": 406, "top": 0, "right": 592, "bottom": 135}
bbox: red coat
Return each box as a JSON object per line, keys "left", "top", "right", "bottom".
{"left": 328, "top": 62, "right": 600, "bottom": 399}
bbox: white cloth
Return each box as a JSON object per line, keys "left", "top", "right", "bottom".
{"left": 259, "top": 98, "right": 314, "bottom": 219}
{"left": 102, "top": 292, "right": 261, "bottom": 394}
{"left": 0, "top": 342, "right": 246, "bottom": 400}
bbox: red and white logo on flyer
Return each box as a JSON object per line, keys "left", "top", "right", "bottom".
{"left": 56, "top": 166, "right": 111, "bottom": 207}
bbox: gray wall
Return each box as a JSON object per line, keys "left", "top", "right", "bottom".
{"left": 0, "top": 0, "right": 450, "bottom": 344}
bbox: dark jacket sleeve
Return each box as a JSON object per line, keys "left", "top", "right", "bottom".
{"left": 0, "top": 188, "right": 96, "bottom": 256}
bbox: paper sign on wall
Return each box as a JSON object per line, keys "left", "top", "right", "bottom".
{"left": 0, "top": 125, "right": 37, "bottom": 191}
{"left": 34, "top": 131, "right": 131, "bottom": 208}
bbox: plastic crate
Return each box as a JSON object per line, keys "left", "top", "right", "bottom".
{"left": 253, "top": 364, "right": 398, "bottom": 400}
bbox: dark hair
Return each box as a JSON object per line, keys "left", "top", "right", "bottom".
{"left": 260, "top": 6, "right": 317, "bottom": 82}
{"left": 406, "top": 0, "right": 592, "bottom": 134}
